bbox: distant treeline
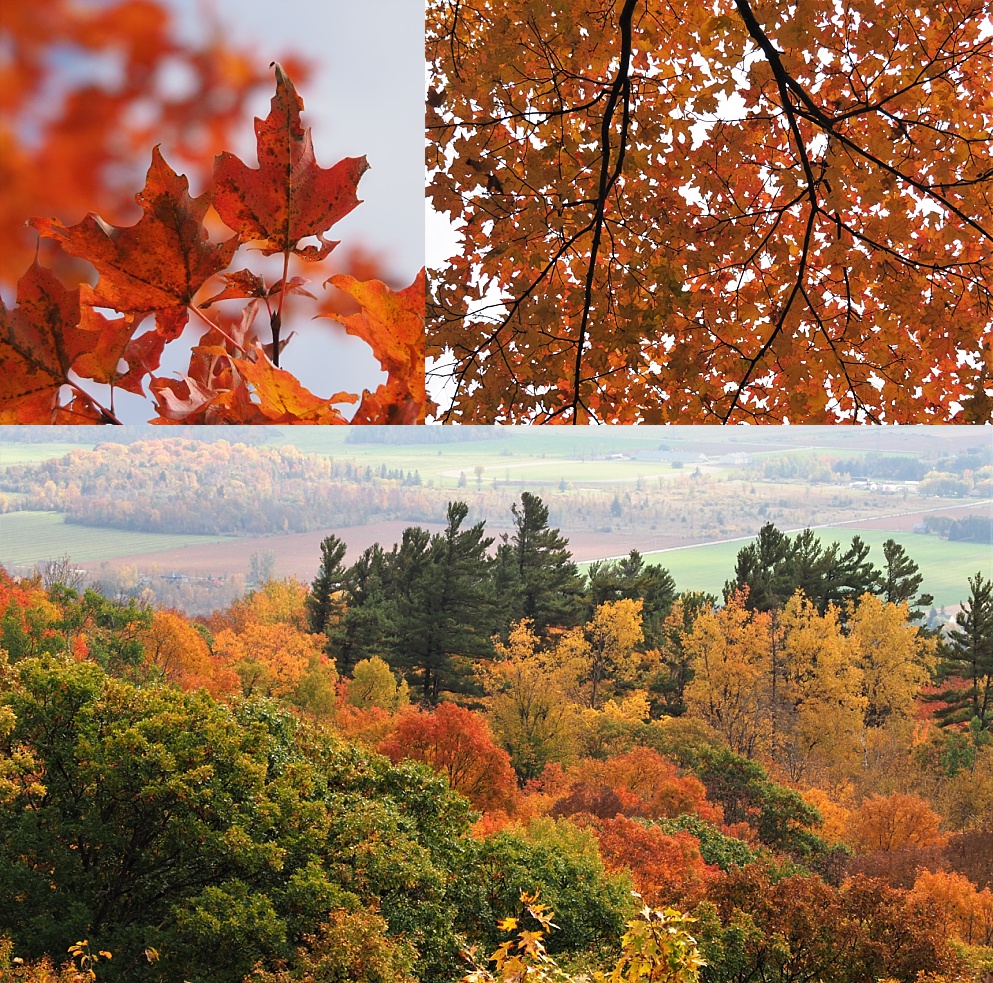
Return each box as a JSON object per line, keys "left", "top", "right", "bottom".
{"left": 344, "top": 428, "right": 505, "bottom": 445}
{"left": 0, "top": 439, "right": 638, "bottom": 539}
{"left": 0, "top": 441, "right": 441, "bottom": 535}
{"left": 831, "top": 456, "right": 929, "bottom": 482}
{"left": 0, "top": 438, "right": 722, "bottom": 544}
{"left": 0, "top": 426, "right": 270, "bottom": 445}
{"left": 761, "top": 451, "right": 993, "bottom": 485}
{"left": 926, "top": 514, "right": 993, "bottom": 544}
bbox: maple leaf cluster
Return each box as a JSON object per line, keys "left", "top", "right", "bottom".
{"left": 2, "top": 64, "right": 427, "bottom": 425}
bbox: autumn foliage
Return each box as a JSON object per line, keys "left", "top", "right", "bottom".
{"left": 0, "top": 0, "right": 273, "bottom": 287}
{"left": 427, "top": 0, "right": 993, "bottom": 423}
{"left": 594, "top": 817, "right": 718, "bottom": 907}
{"left": 0, "top": 482, "right": 990, "bottom": 982}
{"left": 378, "top": 703, "right": 518, "bottom": 813}
{"left": 845, "top": 792, "right": 947, "bottom": 855}
{"left": 4, "top": 62, "right": 426, "bottom": 424}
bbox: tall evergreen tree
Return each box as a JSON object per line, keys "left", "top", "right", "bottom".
{"left": 382, "top": 525, "right": 434, "bottom": 697}
{"left": 789, "top": 528, "right": 842, "bottom": 611}
{"left": 937, "top": 573, "right": 993, "bottom": 731}
{"left": 306, "top": 534, "right": 348, "bottom": 635}
{"left": 388, "top": 503, "right": 496, "bottom": 702}
{"left": 727, "top": 522, "right": 795, "bottom": 611}
{"left": 879, "top": 538, "right": 934, "bottom": 620}
{"left": 329, "top": 544, "right": 392, "bottom": 675}
{"left": 834, "top": 535, "right": 882, "bottom": 609}
{"left": 729, "top": 525, "right": 923, "bottom": 619}
{"left": 506, "top": 492, "right": 584, "bottom": 633}
{"left": 586, "top": 549, "right": 675, "bottom": 649}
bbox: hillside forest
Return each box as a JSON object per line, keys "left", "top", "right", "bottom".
{"left": 1, "top": 491, "right": 991, "bottom": 982}
{"left": 2, "top": 434, "right": 991, "bottom": 540}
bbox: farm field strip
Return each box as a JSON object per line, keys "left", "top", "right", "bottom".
{"left": 0, "top": 443, "right": 99, "bottom": 466}
{"left": 0, "top": 512, "right": 235, "bottom": 568}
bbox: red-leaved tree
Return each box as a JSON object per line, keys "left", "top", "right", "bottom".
{"left": 378, "top": 703, "right": 518, "bottom": 812}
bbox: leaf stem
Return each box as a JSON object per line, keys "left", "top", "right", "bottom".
{"left": 189, "top": 303, "right": 249, "bottom": 355}
{"left": 272, "top": 249, "right": 291, "bottom": 367}
{"left": 68, "top": 384, "right": 122, "bottom": 425}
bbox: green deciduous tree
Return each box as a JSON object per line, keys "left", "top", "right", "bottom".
{"left": 0, "top": 655, "right": 489, "bottom": 983}
{"left": 453, "top": 824, "right": 633, "bottom": 959}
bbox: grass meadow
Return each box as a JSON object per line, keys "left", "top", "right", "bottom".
{"left": 0, "top": 512, "right": 234, "bottom": 568}
{"left": 0, "top": 443, "right": 96, "bottom": 466}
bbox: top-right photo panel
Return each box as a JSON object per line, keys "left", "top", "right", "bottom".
{"left": 426, "top": 0, "right": 993, "bottom": 425}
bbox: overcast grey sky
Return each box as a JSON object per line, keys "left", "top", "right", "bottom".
{"left": 167, "top": 0, "right": 425, "bottom": 279}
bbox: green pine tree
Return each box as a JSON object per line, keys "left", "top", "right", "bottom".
{"left": 936, "top": 572, "right": 993, "bottom": 731}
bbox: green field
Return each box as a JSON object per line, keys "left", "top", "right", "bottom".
{"left": 267, "top": 431, "right": 668, "bottom": 486}
{"left": 262, "top": 431, "right": 734, "bottom": 489}
{"left": 625, "top": 528, "right": 990, "bottom": 609}
{"left": 0, "top": 512, "right": 234, "bottom": 568}
{"left": 0, "top": 443, "right": 97, "bottom": 466}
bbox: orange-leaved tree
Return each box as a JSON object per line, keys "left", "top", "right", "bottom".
{"left": 4, "top": 63, "right": 426, "bottom": 424}
{"left": 378, "top": 702, "right": 518, "bottom": 812}
{"left": 844, "top": 791, "right": 947, "bottom": 855}
{"left": 594, "top": 816, "right": 719, "bottom": 907}
{"left": 427, "top": 0, "right": 993, "bottom": 423}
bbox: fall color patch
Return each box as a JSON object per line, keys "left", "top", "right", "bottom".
{"left": 4, "top": 65, "right": 426, "bottom": 425}
{"left": 427, "top": 0, "right": 993, "bottom": 423}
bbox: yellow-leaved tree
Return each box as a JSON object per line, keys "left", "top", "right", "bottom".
{"left": 773, "top": 592, "right": 867, "bottom": 781}
{"left": 485, "top": 619, "right": 583, "bottom": 780}
{"left": 584, "top": 598, "right": 645, "bottom": 710}
{"left": 683, "top": 592, "right": 773, "bottom": 758}
{"left": 461, "top": 893, "right": 705, "bottom": 983}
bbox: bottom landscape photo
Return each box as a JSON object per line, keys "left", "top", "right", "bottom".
{"left": 0, "top": 425, "right": 991, "bottom": 982}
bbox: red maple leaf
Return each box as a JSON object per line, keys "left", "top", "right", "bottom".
{"left": 0, "top": 260, "right": 116, "bottom": 423}
{"left": 212, "top": 63, "right": 369, "bottom": 262}
{"left": 32, "top": 146, "right": 238, "bottom": 341}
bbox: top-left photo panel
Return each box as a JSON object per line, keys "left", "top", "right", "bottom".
{"left": 1, "top": 0, "right": 426, "bottom": 424}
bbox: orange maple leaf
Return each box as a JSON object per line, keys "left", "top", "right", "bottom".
{"left": 212, "top": 63, "right": 369, "bottom": 261}
{"left": 321, "top": 268, "right": 428, "bottom": 423}
{"left": 32, "top": 147, "right": 238, "bottom": 340}
{"left": 237, "top": 352, "right": 355, "bottom": 424}
{"left": 0, "top": 260, "right": 115, "bottom": 423}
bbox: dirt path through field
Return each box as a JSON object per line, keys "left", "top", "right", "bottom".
{"left": 75, "top": 521, "right": 696, "bottom": 580}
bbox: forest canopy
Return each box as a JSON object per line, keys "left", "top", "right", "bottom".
{"left": 0, "top": 492, "right": 990, "bottom": 981}
{"left": 427, "top": 0, "right": 993, "bottom": 424}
